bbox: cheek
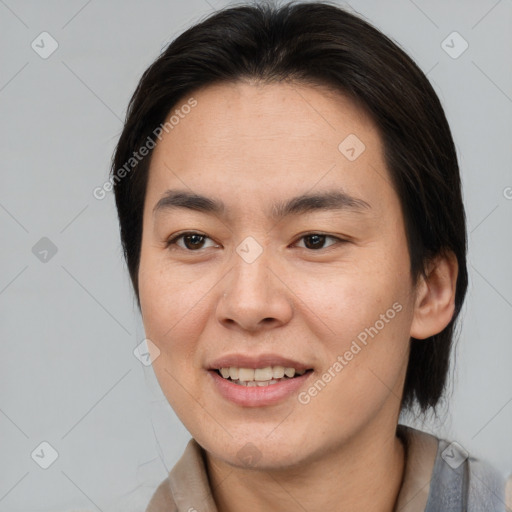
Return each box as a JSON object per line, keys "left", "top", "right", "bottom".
{"left": 304, "top": 275, "right": 411, "bottom": 376}
{"left": 286, "top": 244, "right": 413, "bottom": 389}
{"left": 138, "top": 258, "right": 210, "bottom": 416}
{"left": 138, "top": 253, "right": 218, "bottom": 371}
{"left": 139, "top": 247, "right": 193, "bottom": 324}
{"left": 289, "top": 252, "right": 409, "bottom": 335}
{"left": 298, "top": 293, "right": 412, "bottom": 436}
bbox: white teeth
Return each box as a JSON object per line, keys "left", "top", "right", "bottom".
{"left": 272, "top": 365, "right": 285, "bottom": 379}
{"left": 217, "top": 365, "right": 308, "bottom": 383}
{"left": 229, "top": 378, "right": 281, "bottom": 387}
{"left": 254, "top": 367, "right": 273, "bottom": 381}
{"left": 284, "top": 367, "right": 296, "bottom": 378}
{"left": 238, "top": 368, "right": 255, "bottom": 382}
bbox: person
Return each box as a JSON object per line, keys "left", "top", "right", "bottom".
{"left": 109, "top": 1, "right": 509, "bottom": 510}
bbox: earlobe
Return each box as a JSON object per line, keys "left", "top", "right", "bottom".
{"left": 410, "top": 251, "right": 459, "bottom": 340}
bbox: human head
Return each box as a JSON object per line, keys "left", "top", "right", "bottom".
{"left": 111, "top": 1, "right": 467, "bottom": 416}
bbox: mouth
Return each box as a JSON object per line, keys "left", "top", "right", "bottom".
{"left": 207, "top": 354, "right": 314, "bottom": 406}
{"left": 213, "top": 366, "right": 313, "bottom": 387}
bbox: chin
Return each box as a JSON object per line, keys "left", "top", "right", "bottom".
{"left": 194, "top": 424, "right": 318, "bottom": 471}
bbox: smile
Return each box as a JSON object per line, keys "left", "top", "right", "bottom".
{"left": 216, "top": 366, "right": 308, "bottom": 386}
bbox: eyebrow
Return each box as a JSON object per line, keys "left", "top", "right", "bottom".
{"left": 152, "top": 189, "right": 371, "bottom": 220}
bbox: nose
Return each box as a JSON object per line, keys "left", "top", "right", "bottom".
{"left": 216, "top": 247, "right": 294, "bottom": 332}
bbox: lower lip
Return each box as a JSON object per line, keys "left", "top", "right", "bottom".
{"left": 208, "top": 370, "right": 312, "bottom": 407}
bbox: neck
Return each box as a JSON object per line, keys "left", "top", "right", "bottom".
{"left": 205, "top": 422, "right": 406, "bottom": 512}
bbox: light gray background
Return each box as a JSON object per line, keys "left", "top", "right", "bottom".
{"left": 1, "top": 0, "right": 511, "bottom": 510}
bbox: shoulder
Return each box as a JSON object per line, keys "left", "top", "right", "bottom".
{"left": 397, "top": 425, "right": 507, "bottom": 512}
{"left": 466, "top": 454, "right": 507, "bottom": 512}
{"left": 144, "top": 476, "right": 177, "bottom": 512}
{"left": 428, "top": 432, "right": 506, "bottom": 512}
{"left": 144, "top": 437, "right": 214, "bottom": 512}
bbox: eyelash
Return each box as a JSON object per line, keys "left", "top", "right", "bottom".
{"left": 165, "top": 231, "right": 347, "bottom": 252}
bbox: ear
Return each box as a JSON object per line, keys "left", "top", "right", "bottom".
{"left": 410, "top": 251, "right": 459, "bottom": 340}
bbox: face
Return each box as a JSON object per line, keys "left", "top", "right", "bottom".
{"left": 138, "top": 81, "right": 419, "bottom": 470}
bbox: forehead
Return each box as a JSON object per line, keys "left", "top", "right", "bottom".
{"left": 157, "top": 80, "right": 380, "bottom": 150}
{"left": 146, "top": 81, "right": 396, "bottom": 219}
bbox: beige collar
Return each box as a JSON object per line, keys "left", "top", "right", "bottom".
{"left": 146, "top": 425, "right": 439, "bottom": 512}
{"left": 394, "top": 424, "right": 439, "bottom": 511}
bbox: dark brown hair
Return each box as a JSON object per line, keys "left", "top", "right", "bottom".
{"left": 110, "top": 0, "right": 468, "bottom": 412}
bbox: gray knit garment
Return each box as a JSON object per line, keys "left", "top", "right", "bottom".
{"left": 425, "top": 438, "right": 506, "bottom": 512}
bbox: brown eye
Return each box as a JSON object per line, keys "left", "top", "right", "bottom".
{"left": 297, "top": 233, "right": 341, "bottom": 250}
{"left": 183, "top": 233, "right": 206, "bottom": 249}
{"left": 166, "top": 232, "right": 217, "bottom": 251}
{"left": 304, "top": 234, "right": 326, "bottom": 249}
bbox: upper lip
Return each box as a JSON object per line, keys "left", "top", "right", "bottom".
{"left": 208, "top": 353, "right": 312, "bottom": 371}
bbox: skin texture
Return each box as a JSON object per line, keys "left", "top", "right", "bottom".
{"left": 138, "top": 81, "right": 458, "bottom": 512}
